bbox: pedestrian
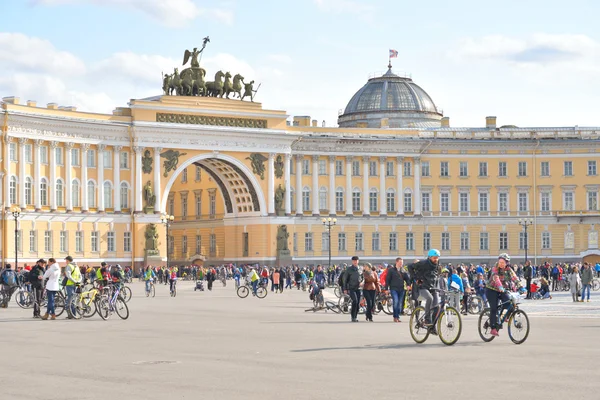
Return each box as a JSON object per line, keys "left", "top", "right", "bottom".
{"left": 343, "top": 256, "right": 361, "bottom": 322}
{"left": 568, "top": 266, "right": 581, "bottom": 302}
{"left": 523, "top": 260, "right": 533, "bottom": 299}
{"left": 29, "top": 259, "right": 47, "bottom": 318}
{"left": 385, "top": 257, "right": 410, "bottom": 322}
{"left": 272, "top": 269, "right": 280, "bottom": 293}
{"left": 42, "top": 258, "right": 60, "bottom": 320}
{"left": 64, "top": 256, "right": 82, "bottom": 319}
{"left": 362, "top": 263, "right": 379, "bottom": 322}
{"left": 0, "top": 264, "right": 19, "bottom": 308}
{"left": 580, "top": 263, "right": 593, "bottom": 302}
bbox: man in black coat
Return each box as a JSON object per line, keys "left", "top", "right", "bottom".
{"left": 29, "top": 259, "right": 47, "bottom": 318}
{"left": 523, "top": 260, "right": 533, "bottom": 299}
{"left": 407, "top": 250, "right": 440, "bottom": 326}
{"left": 342, "top": 256, "right": 361, "bottom": 322}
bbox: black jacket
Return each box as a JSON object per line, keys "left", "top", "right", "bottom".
{"left": 523, "top": 265, "right": 532, "bottom": 279}
{"left": 343, "top": 266, "right": 360, "bottom": 290}
{"left": 385, "top": 266, "right": 410, "bottom": 292}
{"left": 29, "top": 265, "right": 45, "bottom": 287}
{"left": 408, "top": 259, "right": 438, "bottom": 290}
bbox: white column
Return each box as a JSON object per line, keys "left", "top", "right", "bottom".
{"left": 295, "top": 155, "right": 302, "bottom": 215}
{"left": 345, "top": 156, "right": 352, "bottom": 216}
{"left": 397, "top": 156, "right": 404, "bottom": 215}
{"left": 362, "top": 156, "right": 369, "bottom": 215}
{"left": 134, "top": 147, "right": 143, "bottom": 213}
{"left": 49, "top": 141, "right": 57, "bottom": 211}
{"left": 65, "top": 142, "right": 73, "bottom": 211}
{"left": 113, "top": 146, "right": 122, "bottom": 212}
{"left": 18, "top": 138, "right": 26, "bottom": 208}
{"left": 284, "top": 154, "right": 291, "bottom": 215}
{"left": 414, "top": 157, "right": 421, "bottom": 215}
{"left": 328, "top": 156, "right": 335, "bottom": 216}
{"left": 312, "top": 155, "right": 319, "bottom": 215}
{"left": 154, "top": 147, "right": 162, "bottom": 212}
{"left": 267, "top": 153, "right": 275, "bottom": 215}
{"left": 379, "top": 156, "right": 386, "bottom": 216}
{"left": 4, "top": 138, "right": 11, "bottom": 208}
{"left": 81, "top": 144, "right": 89, "bottom": 211}
{"left": 98, "top": 144, "right": 105, "bottom": 212}
{"left": 34, "top": 140, "right": 42, "bottom": 210}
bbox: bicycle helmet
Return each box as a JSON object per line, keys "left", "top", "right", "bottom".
{"left": 441, "top": 268, "right": 449, "bottom": 273}
{"left": 427, "top": 249, "right": 441, "bottom": 258}
{"left": 498, "top": 253, "right": 511, "bottom": 262}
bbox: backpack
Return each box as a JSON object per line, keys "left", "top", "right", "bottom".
{"left": 2, "top": 270, "right": 17, "bottom": 287}
{"left": 552, "top": 266, "right": 559, "bottom": 276}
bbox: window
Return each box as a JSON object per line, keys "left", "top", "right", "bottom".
{"left": 352, "top": 161, "right": 360, "bottom": 176}
{"left": 87, "top": 149, "right": 95, "bottom": 167}
{"left": 120, "top": 152, "right": 129, "bottom": 169}
{"left": 519, "top": 232, "right": 528, "bottom": 250}
{"left": 541, "top": 192, "right": 551, "bottom": 212}
{"left": 9, "top": 142, "right": 16, "bottom": 161}
{"left": 29, "top": 231, "right": 37, "bottom": 253}
{"left": 72, "top": 180, "right": 80, "bottom": 207}
{"left": 518, "top": 161, "right": 527, "bottom": 177}
{"left": 369, "top": 161, "right": 377, "bottom": 176}
{"left": 355, "top": 232, "right": 363, "bottom": 251}
{"left": 421, "top": 193, "right": 430, "bottom": 212}
{"left": 403, "top": 161, "right": 412, "bottom": 176}
{"left": 421, "top": 161, "right": 430, "bottom": 177}
{"left": 459, "top": 162, "right": 468, "bottom": 177}
{"left": 563, "top": 161, "right": 573, "bottom": 177}
{"left": 563, "top": 192, "right": 574, "bottom": 211}
{"left": 335, "top": 189, "right": 344, "bottom": 212}
{"left": 44, "top": 231, "right": 52, "bottom": 253}
{"left": 389, "top": 232, "right": 397, "bottom": 251}
{"left": 123, "top": 232, "right": 131, "bottom": 252}
{"left": 319, "top": 187, "right": 327, "bottom": 210}
{"left": 304, "top": 232, "right": 313, "bottom": 251}
{"left": 120, "top": 183, "right": 129, "bottom": 209}
{"left": 182, "top": 236, "right": 188, "bottom": 256}
{"left": 479, "top": 162, "right": 488, "bottom": 177}
{"left": 441, "top": 232, "right": 450, "bottom": 251}
{"left": 338, "top": 233, "right": 346, "bottom": 251}
{"left": 440, "top": 193, "right": 449, "bottom": 212}
{"left": 196, "top": 235, "right": 201, "bottom": 254}
{"left": 318, "top": 160, "right": 326, "bottom": 175}
{"left": 386, "top": 161, "right": 394, "bottom": 176}
{"left": 25, "top": 177, "right": 32, "bottom": 205}
{"left": 588, "top": 191, "right": 598, "bottom": 211}
{"left": 209, "top": 192, "right": 216, "bottom": 218}
{"left": 518, "top": 192, "right": 528, "bottom": 212}
{"left": 75, "top": 231, "right": 83, "bottom": 253}
{"left": 499, "top": 232, "right": 508, "bottom": 250}
{"left": 321, "top": 232, "right": 329, "bottom": 252}
{"left": 460, "top": 232, "right": 470, "bottom": 250}
{"left": 386, "top": 190, "right": 395, "bottom": 213}
{"left": 478, "top": 192, "right": 488, "bottom": 212}
{"left": 181, "top": 168, "right": 187, "bottom": 183}
{"left": 56, "top": 179, "right": 64, "bottom": 207}
{"left": 459, "top": 192, "right": 469, "bottom": 212}
{"left": 103, "top": 182, "right": 112, "bottom": 209}
{"left": 335, "top": 160, "right": 344, "bottom": 175}
{"left": 71, "top": 148, "right": 80, "bottom": 166}
{"left": 423, "top": 232, "right": 431, "bottom": 251}
{"left": 352, "top": 189, "right": 361, "bottom": 212}
{"left": 55, "top": 147, "right": 63, "bottom": 165}
{"left": 302, "top": 188, "right": 310, "bottom": 211}
{"left": 369, "top": 190, "right": 378, "bottom": 212}
{"left": 372, "top": 232, "right": 380, "bottom": 251}
{"left": 103, "top": 150, "right": 112, "bottom": 168}
{"left": 588, "top": 160, "right": 597, "bottom": 176}
{"left": 302, "top": 159, "right": 310, "bottom": 175}
{"left": 404, "top": 192, "right": 412, "bottom": 212}
{"left": 542, "top": 232, "right": 551, "bottom": 249}
{"left": 40, "top": 146, "right": 48, "bottom": 164}
{"left": 25, "top": 144, "right": 33, "bottom": 163}
{"left": 91, "top": 231, "right": 99, "bottom": 252}
{"left": 540, "top": 161, "right": 550, "bottom": 177}
{"left": 498, "top": 192, "right": 508, "bottom": 212}
{"left": 405, "top": 232, "right": 414, "bottom": 251}
{"left": 181, "top": 196, "right": 188, "bottom": 220}
{"left": 60, "top": 231, "right": 67, "bottom": 253}
{"left": 480, "top": 232, "right": 489, "bottom": 250}
{"left": 195, "top": 195, "right": 202, "bottom": 217}
{"left": 168, "top": 196, "right": 175, "bottom": 216}
{"left": 9, "top": 176, "right": 17, "bottom": 205}
{"left": 195, "top": 166, "right": 202, "bottom": 181}
{"left": 107, "top": 232, "right": 115, "bottom": 252}
{"left": 440, "top": 161, "right": 449, "bottom": 177}
{"left": 498, "top": 161, "right": 507, "bottom": 177}
{"left": 87, "top": 181, "right": 96, "bottom": 208}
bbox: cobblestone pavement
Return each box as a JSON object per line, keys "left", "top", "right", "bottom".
{"left": 1, "top": 281, "right": 599, "bottom": 400}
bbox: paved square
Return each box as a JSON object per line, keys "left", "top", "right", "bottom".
{"left": 1, "top": 282, "right": 599, "bottom": 400}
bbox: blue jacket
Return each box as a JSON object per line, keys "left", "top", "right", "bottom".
{"left": 448, "top": 273, "right": 464, "bottom": 293}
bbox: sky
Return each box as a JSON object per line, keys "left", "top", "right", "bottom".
{"left": 1, "top": 0, "right": 600, "bottom": 128}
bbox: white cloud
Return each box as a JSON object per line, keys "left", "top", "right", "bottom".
{"left": 268, "top": 54, "right": 292, "bottom": 64}
{"left": 94, "top": 52, "right": 177, "bottom": 84}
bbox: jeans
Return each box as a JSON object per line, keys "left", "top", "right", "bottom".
{"left": 170, "top": 279, "right": 176, "bottom": 292}
{"left": 418, "top": 289, "right": 438, "bottom": 323}
{"left": 145, "top": 280, "right": 151, "bottom": 292}
{"left": 47, "top": 290, "right": 56, "bottom": 315}
{"left": 285, "top": 278, "right": 291, "bottom": 289}
{"left": 234, "top": 276, "right": 240, "bottom": 287}
{"left": 581, "top": 284, "right": 591, "bottom": 301}
{"left": 363, "top": 290, "right": 375, "bottom": 320}
{"left": 251, "top": 280, "right": 258, "bottom": 294}
{"left": 390, "top": 289, "right": 404, "bottom": 319}
{"left": 65, "top": 285, "right": 76, "bottom": 317}
{"left": 349, "top": 289, "right": 361, "bottom": 320}
{"left": 486, "top": 288, "right": 510, "bottom": 329}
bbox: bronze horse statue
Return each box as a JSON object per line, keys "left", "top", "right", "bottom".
{"left": 206, "top": 71, "right": 225, "bottom": 98}
{"left": 225, "top": 73, "right": 244, "bottom": 99}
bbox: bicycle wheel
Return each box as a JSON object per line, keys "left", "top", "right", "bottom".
{"left": 115, "top": 296, "right": 130, "bottom": 320}
{"left": 507, "top": 309, "right": 530, "bottom": 345}
{"left": 437, "top": 306, "right": 462, "bottom": 346}
{"left": 468, "top": 296, "right": 484, "bottom": 315}
{"left": 325, "top": 301, "right": 341, "bottom": 314}
{"left": 80, "top": 294, "right": 97, "bottom": 318}
{"left": 69, "top": 297, "right": 83, "bottom": 320}
{"left": 121, "top": 286, "right": 132, "bottom": 303}
{"left": 334, "top": 286, "right": 342, "bottom": 298}
{"left": 478, "top": 308, "right": 495, "bottom": 342}
{"left": 409, "top": 306, "right": 430, "bottom": 344}
{"left": 593, "top": 280, "right": 600, "bottom": 292}
{"left": 338, "top": 294, "right": 351, "bottom": 314}
{"left": 96, "top": 297, "right": 110, "bottom": 320}
{"left": 381, "top": 295, "right": 393, "bottom": 315}
{"left": 54, "top": 293, "right": 66, "bottom": 317}
{"left": 15, "top": 290, "right": 33, "bottom": 309}
{"left": 256, "top": 287, "right": 267, "bottom": 299}
{"left": 237, "top": 286, "right": 249, "bottom": 298}
{"left": 172, "top": 286, "right": 177, "bottom": 297}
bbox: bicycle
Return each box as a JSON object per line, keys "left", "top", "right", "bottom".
{"left": 466, "top": 292, "right": 485, "bottom": 315}
{"left": 237, "top": 280, "right": 267, "bottom": 299}
{"left": 592, "top": 278, "right": 600, "bottom": 292}
{"left": 72, "top": 285, "right": 103, "bottom": 318}
{"left": 409, "top": 289, "right": 462, "bottom": 346}
{"left": 96, "top": 283, "right": 129, "bottom": 320}
{"left": 478, "top": 291, "right": 530, "bottom": 345}
{"left": 145, "top": 280, "right": 156, "bottom": 297}
{"left": 376, "top": 290, "right": 393, "bottom": 315}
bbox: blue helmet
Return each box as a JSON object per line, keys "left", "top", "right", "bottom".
{"left": 427, "top": 249, "right": 441, "bottom": 258}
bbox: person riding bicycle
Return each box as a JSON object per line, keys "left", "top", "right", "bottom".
{"left": 408, "top": 249, "right": 441, "bottom": 327}
{"left": 485, "top": 253, "right": 525, "bottom": 337}
{"left": 144, "top": 266, "right": 156, "bottom": 294}
{"left": 169, "top": 267, "right": 178, "bottom": 294}
{"left": 249, "top": 268, "right": 260, "bottom": 295}
{"left": 314, "top": 265, "right": 326, "bottom": 293}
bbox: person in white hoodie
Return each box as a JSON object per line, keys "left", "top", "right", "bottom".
{"left": 568, "top": 266, "right": 582, "bottom": 303}
{"left": 42, "top": 258, "right": 60, "bottom": 320}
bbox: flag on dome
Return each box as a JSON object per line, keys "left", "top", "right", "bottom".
{"left": 389, "top": 49, "right": 398, "bottom": 58}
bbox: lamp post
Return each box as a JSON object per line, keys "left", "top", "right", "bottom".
{"left": 518, "top": 218, "right": 534, "bottom": 264}
{"left": 10, "top": 206, "right": 21, "bottom": 269}
{"left": 160, "top": 213, "right": 174, "bottom": 269}
{"left": 322, "top": 217, "right": 337, "bottom": 270}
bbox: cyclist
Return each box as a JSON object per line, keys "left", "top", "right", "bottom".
{"left": 144, "top": 266, "right": 156, "bottom": 294}
{"left": 249, "top": 267, "right": 260, "bottom": 295}
{"left": 314, "top": 265, "right": 326, "bottom": 292}
{"left": 408, "top": 249, "right": 441, "bottom": 327}
{"left": 169, "top": 267, "right": 178, "bottom": 294}
{"left": 485, "top": 253, "right": 525, "bottom": 337}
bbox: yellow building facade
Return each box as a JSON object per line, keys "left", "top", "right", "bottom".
{"left": 1, "top": 68, "right": 600, "bottom": 271}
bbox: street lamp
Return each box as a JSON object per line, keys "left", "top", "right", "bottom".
{"left": 518, "top": 218, "right": 534, "bottom": 264}
{"left": 10, "top": 206, "right": 21, "bottom": 269}
{"left": 160, "top": 213, "right": 174, "bottom": 268}
{"left": 322, "top": 217, "right": 337, "bottom": 270}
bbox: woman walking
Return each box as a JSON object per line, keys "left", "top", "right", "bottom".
{"left": 362, "top": 263, "right": 379, "bottom": 322}
{"left": 41, "top": 258, "right": 60, "bottom": 320}
{"left": 568, "top": 266, "right": 581, "bottom": 302}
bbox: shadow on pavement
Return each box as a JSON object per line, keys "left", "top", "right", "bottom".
{"left": 291, "top": 341, "right": 486, "bottom": 352}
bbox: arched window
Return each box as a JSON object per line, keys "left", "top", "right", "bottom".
{"left": 319, "top": 187, "right": 327, "bottom": 211}
{"left": 9, "top": 176, "right": 17, "bottom": 205}
{"left": 369, "top": 188, "right": 378, "bottom": 213}
{"left": 120, "top": 182, "right": 129, "bottom": 209}
{"left": 335, "top": 187, "right": 344, "bottom": 212}
{"left": 40, "top": 178, "right": 48, "bottom": 206}
{"left": 56, "top": 179, "right": 64, "bottom": 207}
{"left": 87, "top": 181, "right": 97, "bottom": 208}
{"left": 386, "top": 188, "right": 396, "bottom": 213}
{"left": 103, "top": 182, "right": 112, "bottom": 209}
{"left": 72, "top": 179, "right": 80, "bottom": 208}
{"left": 25, "top": 177, "right": 32, "bottom": 205}
{"left": 302, "top": 186, "right": 310, "bottom": 212}
{"left": 352, "top": 187, "right": 361, "bottom": 212}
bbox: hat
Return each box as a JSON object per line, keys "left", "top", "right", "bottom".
{"left": 351, "top": 256, "right": 359, "bottom": 261}
{"left": 37, "top": 259, "right": 47, "bottom": 264}
{"left": 101, "top": 262, "right": 107, "bottom": 266}
{"left": 65, "top": 256, "right": 73, "bottom": 262}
